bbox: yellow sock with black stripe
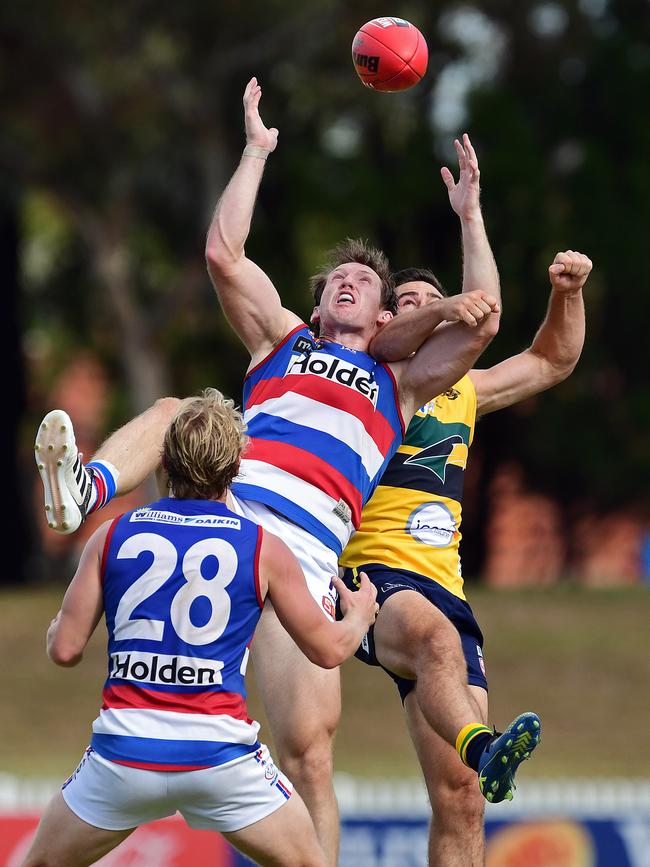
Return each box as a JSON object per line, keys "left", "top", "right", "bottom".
{"left": 456, "top": 724, "right": 494, "bottom": 772}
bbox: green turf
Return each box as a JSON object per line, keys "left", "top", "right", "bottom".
{"left": 2, "top": 584, "right": 649, "bottom": 779}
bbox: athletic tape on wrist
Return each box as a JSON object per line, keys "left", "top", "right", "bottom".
{"left": 243, "top": 144, "right": 270, "bottom": 160}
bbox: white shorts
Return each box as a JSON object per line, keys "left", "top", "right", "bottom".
{"left": 229, "top": 494, "right": 339, "bottom": 620}
{"left": 61, "top": 744, "right": 292, "bottom": 834}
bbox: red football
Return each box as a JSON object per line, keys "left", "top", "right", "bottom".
{"left": 352, "top": 17, "right": 428, "bottom": 92}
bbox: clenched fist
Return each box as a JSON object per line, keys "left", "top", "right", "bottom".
{"left": 549, "top": 250, "right": 592, "bottom": 293}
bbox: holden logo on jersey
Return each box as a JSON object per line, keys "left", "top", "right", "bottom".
{"left": 110, "top": 651, "right": 224, "bottom": 686}
{"left": 286, "top": 351, "right": 378, "bottom": 406}
{"left": 403, "top": 435, "right": 467, "bottom": 484}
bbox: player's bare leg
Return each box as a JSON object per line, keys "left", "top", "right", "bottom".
{"left": 372, "top": 593, "right": 482, "bottom": 746}
{"left": 251, "top": 604, "right": 341, "bottom": 867}
{"left": 224, "top": 788, "right": 327, "bottom": 867}
{"left": 373, "top": 594, "right": 539, "bottom": 804}
{"left": 404, "top": 687, "right": 488, "bottom": 867}
{"left": 92, "top": 396, "right": 180, "bottom": 493}
{"left": 19, "top": 791, "right": 134, "bottom": 867}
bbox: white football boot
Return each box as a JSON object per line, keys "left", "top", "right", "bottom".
{"left": 34, "top": 410, "right": 94, "bottom": 534}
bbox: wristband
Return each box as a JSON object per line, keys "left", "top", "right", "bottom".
{"left": 243, "top": 144, "right": 270, "bottom": 160}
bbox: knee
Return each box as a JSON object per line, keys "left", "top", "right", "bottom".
{"left": 277, "top": 730, "right": 336, "bottom": 786}
{"left": 417, "top": 626, "right": 465, "bottom": 675}
{"left": 430, "top": 764, "right": 485, "bottom": 830}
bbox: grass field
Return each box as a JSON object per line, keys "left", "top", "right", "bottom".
{"left": 2, "top": 584, "right": 649, "bottom": 780}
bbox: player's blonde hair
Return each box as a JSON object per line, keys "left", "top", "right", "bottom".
{"left": 163, "top": 388, "right": 248, "bottom": 500}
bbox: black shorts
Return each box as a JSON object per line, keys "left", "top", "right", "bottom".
{"left": 339, "top": 564, "right": 487, "bottom": 702}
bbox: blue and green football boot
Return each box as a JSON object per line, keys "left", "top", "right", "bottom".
{"left": 478, "top": 711, "right": 541, "bottom": 803}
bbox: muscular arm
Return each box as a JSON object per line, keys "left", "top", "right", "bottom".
{"left": 393, "top": 313, "right": 499, "bottom": 420}
{"left": 47, "top": 522, "right": 109, "bottom": 666}
{"left": 471, "top": 251, "right": 591, "bottom": 415}
{"left": 260, "top": 531, "right": 377, "bottom": 668}
{"left": 451, "top": 135, "right": 501, "bottom": 306}
{"left": 369, "top": 291, "right": 498, "bottom": 362}
{"left": 370, "top": 134, "right": 501, "bottom": 362}
{"left": 205, "top": 78, "right": 301, "bottom": 361}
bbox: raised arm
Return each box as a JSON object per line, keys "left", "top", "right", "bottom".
{"left": 46, "top": 522, "right": 109, "bottom": 666}
{"left": 470, "top": 250, "right": 591, "bottom": 415}
{"left": 259, "top": 530, "right": 377, "bottom": 668}
{"left": 370, "top": 290, "right": 498, "bottom": 363}
{"left": 205, "top": 77, "right": 301, "bottom": 362}
{"left": 445, "top": 134, "right": 501, "bottom": 307}
{"left": 370, "top": 134, "right": 501, "bottom": 362}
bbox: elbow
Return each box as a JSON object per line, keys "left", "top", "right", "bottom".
{"left": 321, "top": 650, "right": 344, "bottom": 669}
{"left": 205, "top": 225, "right": 242, "bottom": 279}
{"left": 549, "top": 358, "right": 579, "bottom": 386}
{"left": 48, "top": 640, "right": 82, "bottom": 667}
{"left": 533, "top": 349, "right": 581, "bottom": 388}
{"left": 368, "top": 342, "right": 392, "bottom": 364}
{"left": 304, "top": 645, "right": 340, "bottom": 670}
{"left": 205, "top": 243, "right": 231, "bottom": 279}
{"left": 205, "top": 238, "right": 226, "bottom": 271}
{"left": 297, "top": 623, "right": 356, "bottom": 669}
{"left": 301, "top": 633, "right": 347, "bottom": 668}
{"left": 317, "top": 633, "right": 359, "bottom": 668}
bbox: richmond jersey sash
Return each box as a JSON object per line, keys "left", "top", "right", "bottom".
{"left": 232, "top": 325, "right": 405, "bottom": 555}
{"left": 340, "top": 375, "right": 476, "bottom": 600}
{"left": 92, "top": 498, "right": 263, "bottom": 771}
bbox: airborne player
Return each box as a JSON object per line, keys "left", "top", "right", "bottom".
{"left": 341, "top": 132, "right": 591, "bottom": 865}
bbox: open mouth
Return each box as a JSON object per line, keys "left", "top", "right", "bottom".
{"left": 336, "top": 292, "right": 355, "bottom": 304}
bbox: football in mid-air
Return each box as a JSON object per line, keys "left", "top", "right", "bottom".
{"left": 352, "top": 17, "right": 428, "bottom": 92}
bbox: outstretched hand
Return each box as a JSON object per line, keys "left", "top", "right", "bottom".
{"left": 548, "top": 250, "right": 593, "bottom": 293}
{"left": 243, "top": 77, "right": 279, "bottom": 152}
{"left": 441, "top": 134, "right": 481, "bottom": 221}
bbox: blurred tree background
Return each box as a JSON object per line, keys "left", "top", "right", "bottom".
{"left": 3, "top": 0, "right": 650, "bottom": 586}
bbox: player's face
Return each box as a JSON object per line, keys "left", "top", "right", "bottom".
{"left": 315, "top": 262, "right": 388, "bottom": 331}
{"left": 396, "top": 281, "right": 443, "bottom": 311}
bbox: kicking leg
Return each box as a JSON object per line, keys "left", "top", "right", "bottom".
{"left": 35, "top": 398, "right": 180, "bottom": 534}
{"left": 251, "top": 604, "right": 341, "bottom": 867}
{"left": 373, "top": 593, "right": 483, "bottom": 746}
{"left": 404, "top": 687, "right": 488, "bottom": 867}
{"left": 19, "top": 791, "right": 134, "bottom": 867}
{"left": 372, "top": 593, "right": 540, "bottom": 803}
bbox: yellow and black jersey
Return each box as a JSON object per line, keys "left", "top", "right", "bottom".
{"left": 340, "top": 374, "right": 476, "bottom": 600}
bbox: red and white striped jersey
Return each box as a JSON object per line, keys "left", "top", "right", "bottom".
{"left": 232, "top": 325, "right": 405, "bottom": 555}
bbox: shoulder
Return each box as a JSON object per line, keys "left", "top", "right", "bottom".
{"left": 85, "top": 519, "right": 115, "bottom": 558}
{"left": 246, "top": 321, "right": 311, "bottom": 374}
{"left": 259, "top": 528, "right": 294, "bottom": 565}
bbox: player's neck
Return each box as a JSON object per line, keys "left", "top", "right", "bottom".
{"left": 318, "top": 325, "right": 371, "bottom": 353}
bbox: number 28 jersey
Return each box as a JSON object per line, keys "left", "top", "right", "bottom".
{"left": 92, "top": 498, "right": 264, "bottom": 771}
